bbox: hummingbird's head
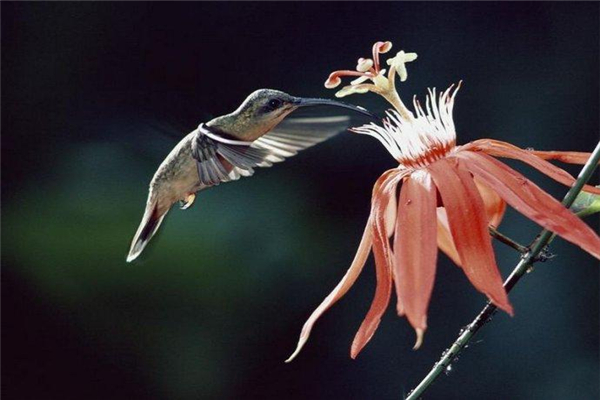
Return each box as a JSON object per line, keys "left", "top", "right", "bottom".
{"left": 244, "top": 89, "right": 300, "bottom": 126}
{"left": 208, "top": 88, "right": 374, "bottom": 141}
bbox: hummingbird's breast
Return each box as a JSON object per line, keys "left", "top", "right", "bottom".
{"left": 149, "top": 132, "right": 203, "bottom": 205}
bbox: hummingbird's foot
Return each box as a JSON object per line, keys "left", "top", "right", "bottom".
{"left": 180, "top": 193, "right": 196, "bottom": 210}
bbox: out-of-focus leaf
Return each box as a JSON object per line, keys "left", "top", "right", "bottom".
{"left": 571, "top": 186, "right": 600, "bottom": 217}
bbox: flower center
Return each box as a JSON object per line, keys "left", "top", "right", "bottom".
{"left": 352, "top": 84, "right": 460, "bottom": 169}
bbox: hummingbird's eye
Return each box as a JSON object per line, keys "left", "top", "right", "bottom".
{"left": 267, "top": 98, "right": 283, "bottom": 110}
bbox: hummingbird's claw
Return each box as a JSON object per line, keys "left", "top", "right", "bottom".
{"left": 180, "top": 193, "right": 196, "bottom": 210}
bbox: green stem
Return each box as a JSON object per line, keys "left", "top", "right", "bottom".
{"left": 406, "top": 140, "right": 600, "bottom": 400}
{"left": 489, "top": 227, "right": 528, "bottom": 254}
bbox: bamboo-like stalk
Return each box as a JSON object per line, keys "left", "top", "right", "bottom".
{"left": 406, "top": 140, "right": 600, "bottom": 400}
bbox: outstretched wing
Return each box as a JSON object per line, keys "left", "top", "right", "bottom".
{"left": 191, "top": 116, "right": 351, "bottom": 186}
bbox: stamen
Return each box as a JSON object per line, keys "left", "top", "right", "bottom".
{"left": 356, "top": 58, "right": 374, "bottom": 73}
{"left": 386, "top": 50, "right": 418, "bottom": 82}
{"left": 350, "top": 75, "right": 372, "bottom": 86}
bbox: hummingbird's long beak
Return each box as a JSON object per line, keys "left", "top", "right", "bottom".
{"left": 293, "top": 97, "right": 376, "bottom": 119}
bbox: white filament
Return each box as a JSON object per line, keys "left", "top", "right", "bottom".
{"left": 352, "top": 84, "right": 460, "bottom": 166}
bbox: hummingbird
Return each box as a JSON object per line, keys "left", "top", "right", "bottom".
{"left": 127, "top": 89, "right": 374, "bottom": 262}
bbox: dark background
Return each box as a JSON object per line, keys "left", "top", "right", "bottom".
{"left": 2, "top": 2, "right": 599, "bottom": 399}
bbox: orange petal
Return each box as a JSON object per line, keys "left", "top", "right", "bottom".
{"left": 428, "top": 158, "right": 513, "bottom": 315}
{"left": 394, "top": 171, "right": 438, "bottom": 337}
{"left": 527, "top": 150, "right": 596, "bottom": 165}
{"left": 436, "top": 208, "right": 462, "bottom": 267}
{"left": 459, "top": 151, "right": 600, "bottom": 260}
{"left": 467, "top": 139, "right": 600, "bottom": 195}
{"left": 285, "top": 218, "right": 373, "bottom": 362}
{"left": 474, "top": 176, "right": 507, "bottom": 228}
{"left": 384, "top": 180, "right": 398, "bottom": 238}
{"left": 350, "top": 170, "right": 405, "bottom": 359}
{"left": 437, "top": 178, "right": 505, "bottom": 269}
{"left": 286, "top": 169, "right": 402, "bottom": 362}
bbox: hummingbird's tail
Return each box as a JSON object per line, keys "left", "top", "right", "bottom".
{"left": 127, "top": 200, "right": 170, "bottom": 262}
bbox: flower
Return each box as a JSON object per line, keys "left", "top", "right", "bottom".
{"left": 324, "top": 41, "right": 392, "bottom": 93}
{"left": 286, "top": 41, "right": 600, "bottom": 362}
{"left": 324, "top": 41, "right": 416, "bottom": 118}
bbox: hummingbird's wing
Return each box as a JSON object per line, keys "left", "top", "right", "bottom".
{"left": 191, "top": 116, "right": 351, "bottom": 186}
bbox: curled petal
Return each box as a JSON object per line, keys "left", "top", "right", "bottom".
{"left": 385, "top": 180, "right": 398, "bottom": 238}
{"left": 285, "top": 218, "right": 373, "bottom": 362}
{"left": 458, "top": 151, "right": 600, "bottom": 260}
{"left": 437, "top": 178, "right": 506, "bottom": 269}
{"left": 436, "top": 208, "right": 462, "bottom": 267}
{"left": 465, "top": 139, "right": 600, "bottom": 195}
{"left": 474, "top": 176, "right": 506, "bottom": 227}
{"left": 527, "top": 150, "right": 597, "bottom": 165}
{"left": 351, "top": 169, "right": 407, "bottom": 358}
{"left": 428, "top": 158, "right": 513, "bottom": 315}
{"left": 351, "top": 216, "right": 391, "bottom": 358}
{"left": 394, "top": 171, "right": 438, "bottom": 341}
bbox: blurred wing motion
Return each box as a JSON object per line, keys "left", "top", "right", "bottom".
{"left": 191, "top": 116, "right": 351, "bottom": 186}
